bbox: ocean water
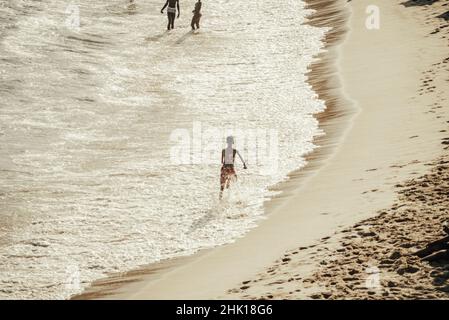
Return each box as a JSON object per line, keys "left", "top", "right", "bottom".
{"left": 0, "top": 0, "right": 328, "bottom": 299}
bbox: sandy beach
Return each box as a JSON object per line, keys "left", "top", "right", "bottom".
{"left": 74, "top": 0, "right": 449, "bottom": 300}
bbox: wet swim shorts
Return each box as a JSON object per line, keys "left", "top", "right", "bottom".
{"left": 220, "top": 166, "right": 236, "bottom": 187}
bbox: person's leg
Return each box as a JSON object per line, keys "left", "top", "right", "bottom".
{"left": 220, "top": 169, "right": 226, "bottom": 199}
{"left": 167, "top": 13, "right": 174, "bottom": 30}
{"left": 191, "top": 16, "right": 196, "bottom": 30}
{"left": 226, "top": 173, "right": 237, "bottom": 189}
{"left": 225, "top": 177, "right": 231, "bottom": 189}
{"left": 195, "top": 15, "right": 200, "bottom": 29}
{"left": 170, "top": 13, "right": 175, "bottom": 29}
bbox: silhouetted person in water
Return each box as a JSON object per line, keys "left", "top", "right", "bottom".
{"left": 220, "top": 136, "right": 247, "bottom": 199}
{"left": 191, "top": 0, "right": 202, "bottom": 30}
{"left": 161, "top": 0, "right": 180, "bottom": 30}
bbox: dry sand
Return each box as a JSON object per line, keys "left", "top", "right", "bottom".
{"left": 74, "top": 0, "right": 449, "bottom": 299}
{"left": 226, "top": 0, "right": 449, "bottom": 300}
{"left": 228, "top": 155, "right": 449, "bottom": 299}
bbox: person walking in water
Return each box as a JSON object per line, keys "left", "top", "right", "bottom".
{"left": 190, "top": 0, "right": 202, "bottom": 31}
{"left": 220, "top": 136, "right": 247, "bottom": 199}
{"left": 161, "top": 0, "right": 180, "bottom": 30}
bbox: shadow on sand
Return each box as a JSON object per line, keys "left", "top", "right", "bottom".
{"left": 145, "top": 31, "right": 170, "bottom": 42}
{"left": 400, "top": 0, "right": 439, "bottom": 7}
{"left": 437, "top": 11, "right": 449, "bottom": 21}
{"left": 175, "top": 30, "right": 195, "bottom": 44}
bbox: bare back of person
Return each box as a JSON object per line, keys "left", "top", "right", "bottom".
{"left": 167, "top": 0, "right": 177, "bottom": 9}
{"left": 219, "top": 136, "right": 247, "bottom": 199}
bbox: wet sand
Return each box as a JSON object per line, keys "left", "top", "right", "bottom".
{"left": 0, "top": 0, "right": 328, "bottom": 299}
{"left": 74, "top": 0, "right": 449, "bottom": 299}
{"left": 226, "top": 0, "right": 449, "bottom": 300}
{"left": 72, "top": 0, "right": 353, "bottom": 299}
{"left": 228, "top": 154, "right": 449, "bottom": 299}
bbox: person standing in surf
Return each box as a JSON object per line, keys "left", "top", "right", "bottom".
{"left": 220, "top": 136, "right": 247, "bottom": 199}
{"left": 161, "top": 0, "right": 180, "bottom": 30}
{"left": 190, "top": 0, "right": 202, "bottom": 31}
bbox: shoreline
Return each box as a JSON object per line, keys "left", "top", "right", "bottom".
{"left": 73, "top": 0, "right": 354, "bottom": 300}
{"left": 225, "top": 0, "right": 449, "bottom": 299}
{"left": 74, "top": 0, "right": 448, "bottom": 300}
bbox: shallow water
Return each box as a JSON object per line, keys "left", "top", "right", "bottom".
{"left": 0, "top": 0, "right": 328, "bottom": 299}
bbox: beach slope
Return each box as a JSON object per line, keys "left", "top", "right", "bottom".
{"left": 75, "top": 0, "right": 449, "bottom": 299}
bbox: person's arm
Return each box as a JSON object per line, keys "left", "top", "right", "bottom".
{"left": 221, "top": 150, "right": 225, "bottom": 165}
{"left": 177, "top": 0, "right": 180, "bottom": 18}
{"left": 161, "top": 0, "right": 168, "bottom": 13}
{"left": 236, "top": 150, "right": 247, "bottom": 169}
